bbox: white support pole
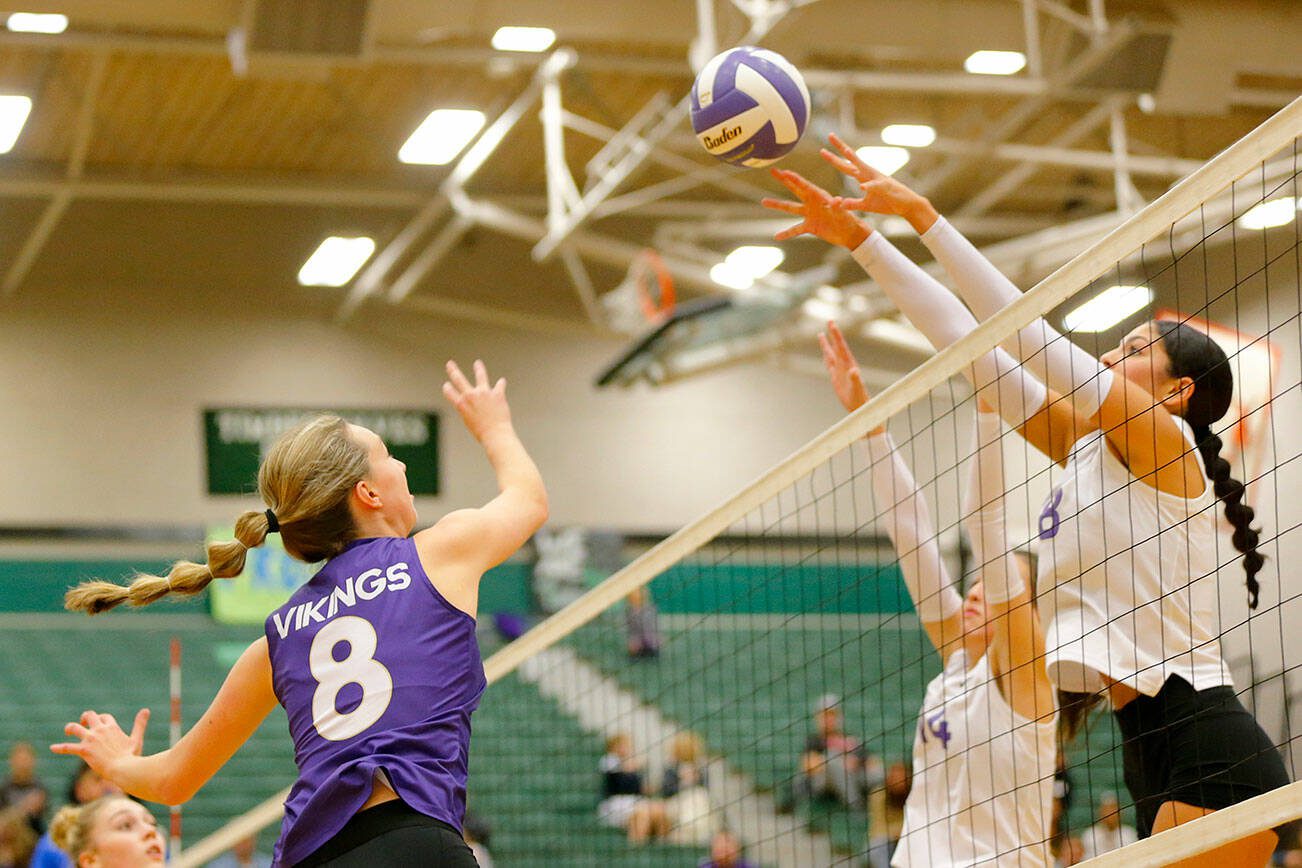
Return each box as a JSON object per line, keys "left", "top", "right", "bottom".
{"left": 690, "top": 0, "right": 718, "bottom": 72}
{"left": 1021, "top": 0, "right": 1042, "bottom": 79}
{"left": 336, "top": 49, "right": 573, "bottom": 322}
{"left": 1034, "top": 0, "right": 1096, "bottom": 33}
{"left": 385, "top": 213, "right": 473, "bottom": 303}
{"left": 1109, "top": 106, "right": 1142, "bottom": 214}
{"left": 561, "top": 110, "right": 771, "bottom": 203}
{"left": 534, "top": 94, "right": 686, "bottom": 261}
{"left": 540, "top": 60, "right": 579, "bottom": 236}
{"left": 558, "top": 246, "right": 607, "bottom": 328}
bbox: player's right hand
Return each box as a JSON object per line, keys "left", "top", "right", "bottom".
{"left": 442, "top": 359, "right": 513, "bottom": 443}
{"left": 819, "top": 322, "right": 886, "bottom": 437}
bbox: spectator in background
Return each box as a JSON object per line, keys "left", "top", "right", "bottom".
{"left": 658, "top": 733, "right": 713, "bottom": 847}
{"left": 789, "top": 695, "right": 879, "bottom": 810}
{"left": 698, "top": 828, "right": 756, "bottom": 868}
{"left": 1, "top": 743, "right": 47, "bottom": 835}
{"left": 0, "top": 807, "right": 35, "bottom": 868}
{"left": 1080, "top": 791, "right": 1138, "bottom": 859}
{"left": 625, "top": 587, "right": 661, "bottom": 660}
{"left": 205, "top": 832, "right": 272, "bottom": 868}
{"left": 597, "top": 733, "right": 650, "bottom": 839}
{"left": 867, "top": 760, "right": 911, "bottom": 868}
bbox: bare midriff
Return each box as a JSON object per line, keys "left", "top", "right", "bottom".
{"left": 1103, "top": 676, "right": 1140, "bottom": 710}
{"left": 359, "top": 779, "right": 400, "bottom": 812}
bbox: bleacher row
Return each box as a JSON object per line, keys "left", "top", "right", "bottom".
{"left": 0, "top": 614, "right": 1127, "bottom": 866}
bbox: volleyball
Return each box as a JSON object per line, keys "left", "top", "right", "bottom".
{"left": 690, "top": 46, "right": 811, "bottom": 168}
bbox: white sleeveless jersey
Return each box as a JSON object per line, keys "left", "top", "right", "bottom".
{"left": 1035, "top": 421, "right": 1231, "bottom": 696}
{"left": 893, "top": 649, "right": 1056, "bottom": 868}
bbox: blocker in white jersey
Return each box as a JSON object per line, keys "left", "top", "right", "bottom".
{"left": 1036, "top": 418, "right": 1230, "bottom": 696}
{"left": 894, "top": 648, "right": 1056, "bottom": 868}
{"left": 816, "top": 320, "right": 1057, "bottom": 868}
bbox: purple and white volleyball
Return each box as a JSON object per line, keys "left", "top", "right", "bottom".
{"left": 690, "top": 46, "right": 811, "bottom": 168}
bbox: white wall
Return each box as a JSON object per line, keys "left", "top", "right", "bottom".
{"left": 0, "top": 297, "right": 848, "bottom": 533}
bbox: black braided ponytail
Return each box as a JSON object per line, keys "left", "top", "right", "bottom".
{"left": 1156, "top": 320, "right": 1264, "bottom": 609}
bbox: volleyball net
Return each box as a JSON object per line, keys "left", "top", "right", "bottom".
{"left": 178, "top": 97, "right": 1302, "bottom": 867}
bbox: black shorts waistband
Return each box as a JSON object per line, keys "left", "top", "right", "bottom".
{"left": 297, "top": 801, "right": 461, "bottom": 867}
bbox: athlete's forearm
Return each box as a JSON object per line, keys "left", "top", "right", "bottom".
{"left": 865, "top": 432, "right": 962, "bottom": 623}
{"left": 962, "top": 412, "right": 1024, "bottom": 606}
{"left": 480, "top": 424, "right": 547, "bottom": 513}
{"left": 920, "top": 216, "right": 1113, "bottom": 419}
{"left": 851, "top": 231, "right": 1047, "bottom": 428}
{"left": 103, "top": 750, "right": 190, "bottom": 805}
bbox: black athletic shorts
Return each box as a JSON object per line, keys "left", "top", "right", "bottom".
{"left": 1116, "top": 675, "right": 1290, "bottom": 838}
{"left": 295, "top": 800, "right": 479, "bottom": 867}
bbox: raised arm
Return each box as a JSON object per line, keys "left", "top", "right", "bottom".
{"left": 964, "top": 408, "right": 1053, "bottom": 722}
{"left": 823, "top": 134, "right": 1201, "bottom": 496}
{"left": 416, "top": 359, "right": 548, "bottom": 614}
{"left": 52, "top": 637, "right": 278, "bottom": 805}
{"left": 819, "top": 323, "right": 962, "bottom": 658}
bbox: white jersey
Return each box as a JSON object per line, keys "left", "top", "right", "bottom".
{"left": 893, "top": 649, "right": 1056, "bottom": 868}
{"left": 1036, "top": 420, "right": 1231, "bottom": 695}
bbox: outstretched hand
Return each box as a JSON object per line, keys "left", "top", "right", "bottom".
{"left": 51, "top": 708, "right": 151, "bottom": 781}
{"left": 761, "top": 168, "right": 871, "bottom": 250}
{"left": 819, "top": 322, "right": 886, "bottom": 437}
{"left": 442, "top": 359, "right": 513, "bottom": 443}
{"left": 819, "top": 133, "right": 939, "bottom": 233}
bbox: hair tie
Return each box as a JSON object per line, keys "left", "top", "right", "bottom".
{"left": 265, "top": 509, "right": 280, "bottom": 534}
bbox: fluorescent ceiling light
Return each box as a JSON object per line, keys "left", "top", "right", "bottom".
{"left": 725, "top": 245, "right": 784, "bottom": 279}
{"left": 1238, "top": 197, "right": 1297, "bottom": 231}
{"left": 881, "top": 124, "right": 935, "bottom": 148}
{"left": 6, "top": 12, "right": 67, "bottom": 34}
{"left": 855, "top": 146, "right": 910, "bottom": 176}
{"left": 399, "top": 109, "right": 486, "bottom": 165}
{"left": 298, "top": 236, "right": 376, "bottom": 287}
{"left": 710, "top": 261, "right": 753, "bottom": 290}
{"left": 964, "top": 50, "right": 1026, "bottom": 76}
{"left": 0, "top": 95, "right": 32, "bottom": 153}
{"left": 1062, "top": 284, "right": 1152, "bottom": 333}
{"left": 491, "top": 26, "right": 556, "bottom": 53}
{"left": 802, "top": 298, "right": 840, "bottom": 322}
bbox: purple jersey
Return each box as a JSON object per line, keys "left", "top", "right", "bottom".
{"left": 264, "top": 537, "right": 486, "bottom": 866}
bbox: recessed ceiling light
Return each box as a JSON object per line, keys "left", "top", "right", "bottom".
{"left": 399, "top": 109, "right": 486, "bottom": 165}
{"left": 725, "top": 245, "right": 785, "bottom": 280}
{"left": 881, "top": 124, "right": 936, "bottom": 148}
{"left": 298, "top": 236, "right": 376, "bottom": 287}
{"left": 710, "top": 261, "right": 753, "bottom": 290}
{"left": 1238, "top": 197, "right": 1297, "bottom": 231}
{"left": 1062, "top": 284, "right": 1152, "bottom": 333}
{"left": 964, "top": 50, "right": 1027, "bottom": 76}
{"left": 0, "top": 95, "right": 33, "bottom": 153}
{"left": 491, "top": 26, "right": 556, "bottom": 53}
{"left": 855, "top": 146, "right": 910, "bottom": 176}
{"left": 6, "top": 13, "right": 67, "bottom": 34}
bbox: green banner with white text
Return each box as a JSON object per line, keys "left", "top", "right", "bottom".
{"left": 204, "top": 407, "right": 439, "bottom": 496}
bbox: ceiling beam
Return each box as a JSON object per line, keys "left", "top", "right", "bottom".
{"left": 3, "top": 50, "right": 108, "bottom": 297}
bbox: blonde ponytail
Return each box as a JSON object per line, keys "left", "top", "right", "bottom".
{"left": 66, "top": 414, "right": 369, "bottom": 616}
{"left": 65, "top": 510, "right": 273, "bottom": 615}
